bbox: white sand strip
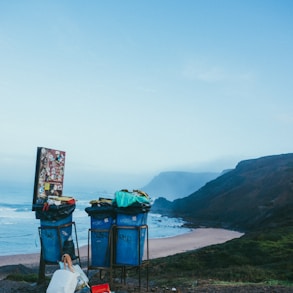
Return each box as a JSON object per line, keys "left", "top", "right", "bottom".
{"left": 0, "top": 228, "right": 243, "bottom": 267}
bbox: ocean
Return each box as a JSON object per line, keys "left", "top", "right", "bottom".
{"left": 0, "top": 184, "right": 190, "bottom": 256}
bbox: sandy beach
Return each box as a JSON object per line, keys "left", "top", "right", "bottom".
{"left": 147, "top": 228, "right": 243, "bottom": 259}
{"left": 0, "top": 228, "right": 243, "bottom": 268}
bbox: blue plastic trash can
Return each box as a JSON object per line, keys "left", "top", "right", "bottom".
{"left": 90, "top": 213, "right": 114, "bottom": 267}
{"left": 85, "top": 205, "right": 115, "bottom": 267}
{"left": 115, "top": 211, "right": 148, "bottom": 266}
{"left": 40, "top": 214, "right": 73, "bottom": 263}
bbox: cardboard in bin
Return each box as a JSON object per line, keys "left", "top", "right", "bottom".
{"left": 91, "top": 283, "right": 110, "bottom": 293}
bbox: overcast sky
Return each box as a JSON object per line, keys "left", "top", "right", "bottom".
{"left": 0, "top": 1, "right": 292, "bottom": 191}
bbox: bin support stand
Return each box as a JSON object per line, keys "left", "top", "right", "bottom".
{"left": 38, "top": 249, "right": 46, "bottom": 284}
{"left": 87, "top": 224, "right": 149, "bottom": 292}
{"left": 37, "top": 221, "right": 80, "bottom": 283}
{"left": 113, "top": 224, "right": 149, "bottom": 292}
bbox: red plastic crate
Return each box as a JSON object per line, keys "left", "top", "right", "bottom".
{"left": 91, "top": 283, "right": 110, "bottom": 293}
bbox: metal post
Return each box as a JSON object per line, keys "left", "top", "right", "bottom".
{"left": 38, "top": 248, "right": 46, "bottom": 284}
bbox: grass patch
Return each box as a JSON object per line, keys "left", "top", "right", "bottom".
{"left": 6, "top": 273, "right": 39, "bottom": 283}
{"left": 213, "top": 280, "right": 293, "bottom": 286}
{"left": 264, "top": 279, "right": 293, "bottom": 286}
{"left": 148, "top": 226, "right": 293, "bottom": 285}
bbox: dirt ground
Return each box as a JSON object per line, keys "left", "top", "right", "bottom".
{"left": 0, "top": 264, "right": 292, "bottom": 293}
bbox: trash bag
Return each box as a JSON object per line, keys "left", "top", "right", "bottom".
{"left": 116, "top": 202, "right": 151, "bottom": 214}
{"left": 85, "top": 204, "right": 115, "bottom": 219}
{"left": 59, "top": 262, "right": 90, "bottom": 291}
{"left": 46, "top": 269, "right": 78, "bottom": 293}
{"left": 113, "top": 190, "right": 150, "bottom": 208}
{"left": 34, "top": 203, "right": 76, "bottom": 221}
{"left": 63, "top": 237, "right": 77, "bottom": 260}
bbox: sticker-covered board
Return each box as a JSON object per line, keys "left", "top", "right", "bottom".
{"left": 32, "top": 147, "right": 66, "bottom": 210}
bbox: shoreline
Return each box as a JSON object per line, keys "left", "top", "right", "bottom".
{"left": 0, "top": 228, "right": 244, "bottom": 268}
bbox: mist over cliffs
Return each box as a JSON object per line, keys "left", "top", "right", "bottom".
{"left": 141, "top": 171, "right": 220, "bottom": 200}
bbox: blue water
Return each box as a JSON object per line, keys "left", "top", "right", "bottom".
{"left": 0, "top": 185, "right": 190, "bottom": 256}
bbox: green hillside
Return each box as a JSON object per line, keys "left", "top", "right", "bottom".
{"left": 152, "top": 153, "right": 293, "bottom": 231}
{"left": 149, "top": 154, "right": 293, "bottom": 288}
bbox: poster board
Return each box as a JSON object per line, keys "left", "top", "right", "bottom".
{"left": 32, "top": 147, "right": 66, "bottom": 210}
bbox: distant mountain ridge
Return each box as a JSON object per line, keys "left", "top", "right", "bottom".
{"left": 152, "top": 153, "right": 293, "bottom": 231}
{"left": 141, "top": 171, "right": 220, "bottom": 200}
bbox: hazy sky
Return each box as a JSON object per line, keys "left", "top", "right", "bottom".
{"left": 0, "top": 1, "right": 292, "bottom": 191}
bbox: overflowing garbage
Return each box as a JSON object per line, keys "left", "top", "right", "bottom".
{"left": 85, "top": 189, "right": 152, "bottom": 267}
{"left": 36, "top": 188, "right": 151, "bottom": 292}
{"left": 46, "top": 255, "right": 111, "bottom": 293}
{"left": 85, "top": 189, "right": 151, "bottom": 221}
{"left": 34, "top": 195, "right": 76, "bottom": 221}
{"left": 32, "top": 148, "right": 145, "bottom": 291}
{"left": 113, "top": 189, "right": 151, "bottom": 210}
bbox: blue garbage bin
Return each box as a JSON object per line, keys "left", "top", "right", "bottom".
{"left": 40, "top": 214, "right": 73, "bottom": 263}
{"left": 85, "top": 205, "right": 115, "bottom": 267}
{"left": 115, "top": 210, "right": 148, "bottom": 266}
